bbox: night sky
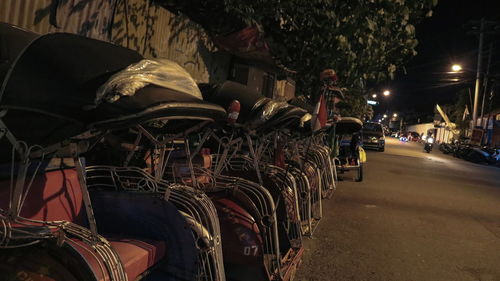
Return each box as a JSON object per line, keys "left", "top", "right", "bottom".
{"left": 379, "top": 0, "right": 499, "bottom": 120}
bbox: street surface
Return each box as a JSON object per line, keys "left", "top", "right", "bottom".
{"left": 296, "top": 137, "right": 500, "bottom": 281}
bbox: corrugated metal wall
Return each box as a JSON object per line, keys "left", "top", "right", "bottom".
{"left": 51, "top": 0, "right": 116, "bottom": 41}
{"left": 0, "top": 0, "right": 115, "bottom": 39}
{"left": 0, "top": 0, "right": 52, "bottom": 34}
{"left": 110, "top": 0, "right": 230, "bottom": 82}
{"left": 0, "top": 0, "right": 230, "bottom": 82}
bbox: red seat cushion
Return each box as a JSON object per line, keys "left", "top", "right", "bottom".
{"left": 68, "top": 237, "right": 166, "bottom": 281}
{"left": 1, "top": 169, "right": 166, "bottom": 280}
{"left": 109, "top": 237, "right": 166, "bottom": 280}
{"left": 0, "top": 168, "right": 87, "bottom": 225}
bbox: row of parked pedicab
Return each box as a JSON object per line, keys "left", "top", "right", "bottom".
{"left": 0, "top": 23, "right": 364, "bottom": 281}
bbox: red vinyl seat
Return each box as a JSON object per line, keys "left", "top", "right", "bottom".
{"left": 110, "top": 238, "right": 166, "bottom": 280}
{"left": 69, "top": 237, "right": 166, "bottom": 281}
{"left": 0, "top": 168, "right": 166, "bottom": 280}
{"left": 0, "top": 168, "right": 87, "bottom": 225}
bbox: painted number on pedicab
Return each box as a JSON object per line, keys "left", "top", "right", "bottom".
{"left": 243, "top": 245, "right": 259, "bottom": 256}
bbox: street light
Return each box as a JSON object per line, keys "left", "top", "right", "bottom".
{"left": 383, "top": 114, "right": 388, "bottom": 118}
{"left": 449, "top": 62, "right": 483, "bottom": 127}
{"left": 372, "top": 94, "right": 377, "bottom": 98}
{"left": 393, "top": 113, "right": 398, "bottom": 117}
{"left": 383, "top": 90, "right": 391, "bottom": 96}
{"left": 451, "top": 64, "right": 462, "bottom": 72}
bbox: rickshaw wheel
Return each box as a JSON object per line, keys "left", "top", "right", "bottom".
{"left": 0, "top": 247, "right": 80, "bottom": 281}
{"left": 355, "top": 164, "right": 363, "bottom": 182}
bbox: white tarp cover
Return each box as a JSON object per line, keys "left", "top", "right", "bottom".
{"left": 95, "top": 58, "right": 202, "bottom": 105}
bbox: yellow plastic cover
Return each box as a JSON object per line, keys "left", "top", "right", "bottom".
{"left": 359, "top": 146, "right": 367, "bottom": 163}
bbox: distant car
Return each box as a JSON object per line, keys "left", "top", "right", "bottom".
{"left": 399, "top": 132, "right": 409, "bottom": 142}
{"left": 362, "top": 122, "right": 385, "bottom": 151}
{"left": 409, "top": 132, "right": 420, "bottom": 142}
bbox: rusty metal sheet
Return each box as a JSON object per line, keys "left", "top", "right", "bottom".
{"left": 0, "top": 0, "right": 230, "bottom": 83}
{"left": 0, "top": 0, "right": 115, "bottom": 41}
{"left": 49, "top": 0, "right": 116, "bottom": 41}
{"left": 110, "top": 0, "right": 230, "bottom": 83}
{"left": 0, "top": 0, "right": 52, "bottom": 34}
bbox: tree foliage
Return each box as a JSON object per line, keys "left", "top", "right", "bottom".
{"left": 160, "top": 0, "right": 437, "bottom": 117}
{"left": 337, "top": 89, "right": 374, "bottom": 120}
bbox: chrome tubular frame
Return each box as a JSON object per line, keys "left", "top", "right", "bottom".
{"left": 288, "top": 167, "right": 312, "bottom": 236}
{"left": 85, "top": 166, "right": 225, "bottom": 281}
{"left": 1, "top": 149, "right": 128, "bottom": 281}
{"left": 308, "top": 145, "right": 336, "bottom": 198}
{"left": 302, "top": 160, "right": 322, "bottom": 236}
{"left": 192, "top": 167, "right": 282, "bottom": 276}
{"left": 219, "top": 155, "right": 303, "bottom": 279}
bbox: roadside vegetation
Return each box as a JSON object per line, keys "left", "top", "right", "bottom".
{"left": 159, "top": 0, "right": 437, "bottom": 118}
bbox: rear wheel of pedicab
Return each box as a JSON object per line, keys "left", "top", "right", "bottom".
{"left": 355, "top": 164, "right": 363, "bottom": 182}
{"left": 0, "top": 242, "right": 96, "bottom": 281}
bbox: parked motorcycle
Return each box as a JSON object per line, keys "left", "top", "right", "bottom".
{"left": 424, "top": 137, "right": 434, "bottom": 153}
{"left": 438, "top": 142, "right": 454, "bottom": 154}
{"left": 462, "top": 146, "right": 500, "bottom": 165}
{"left": 444, "top": 139, "right": 500, "bottom": 167}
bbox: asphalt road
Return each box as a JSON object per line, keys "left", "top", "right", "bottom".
{"left": 296, "top": 137, "right": 500, "bottom": 281}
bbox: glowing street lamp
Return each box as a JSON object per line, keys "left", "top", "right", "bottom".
{"left": 372, "top": 94, "right": 377, "bottom": 98}
{"left": 383, "top": 90, "right": 391, "bottom": 96}
{"left": 393, "top": 113, "right": 398, "bottom": 117}
{"left": 451, "top": 64, "right": 462, "bottom": 72}
{"left": 383, "top": 114, "right": 388, "bottom": 118}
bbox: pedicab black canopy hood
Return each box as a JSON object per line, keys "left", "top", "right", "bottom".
{"left": 0, "top": 23, "right": 39, "bottom": 82}
{"left": 0, "top": 31, "right": 226, "bottom": 156}
{"left": 0, "top": 32, "right": 143, "bottom": 149}
{"left": 335, "top": 117, "right": 363, "bottom": 135}
{"left": 201, "top": 81, "right": 306, "bottom": 131}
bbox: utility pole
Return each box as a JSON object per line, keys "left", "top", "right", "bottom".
{"left": 466, "top": 18, "right": 500, "bottom": 129}
{"left": 480, "top": 43, "right": 493, "bottom": 122}
{"left": 467, "top": 88, "right": 473, "bottom": 113}
{"left": 472, "top": 18, "right": 485, "bottom": 129}
{"left": 488, "top": 82, "right": 497, "bottom": 114}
